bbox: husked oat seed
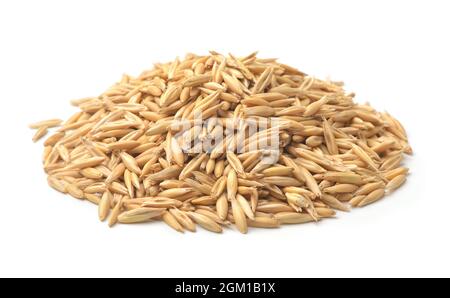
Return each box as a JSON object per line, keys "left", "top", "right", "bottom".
{"left": 30, "top": 52, "right": 412, "bottom": 233}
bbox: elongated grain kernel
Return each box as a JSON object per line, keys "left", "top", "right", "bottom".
{"left": 247, "top": 217, "right": 280, "bottom": 228}
{"left": 162, "top": 211, "right": 184, "bottom": 233}
{"left": 358, "top": 189, "right": 385, "bottom": 207}
{"left": 386, "top": 175, "right": 406, "bottom": 194}
{"left": 274, "top": 212, "right": 315, "bottom": 224}
{"left": 188, "top": 211, "right": 222, "bottom": 233}
{"left": 231, "top": 198, "right": 248, "bottom": 234}
{"left": 98, "top": 191, "right": 111, "bottom": 221}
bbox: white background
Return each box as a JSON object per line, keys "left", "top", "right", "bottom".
{"left": 0, "top": 0, "right": 448, "bottom": 278}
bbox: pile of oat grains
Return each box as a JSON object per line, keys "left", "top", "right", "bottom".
{"left": 30, "top": 51, "right": 412, "bottom": 233}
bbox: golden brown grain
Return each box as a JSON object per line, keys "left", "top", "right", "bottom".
{"left": 108, "top": 195, "right": 124, "bottom": 227}
{"left": 98, "top": 191, "right": 111, "bottom": 221}
{"left": 162, "top": 211, "right": 184, "bottom": 233}
{"left": 32, "top": 126, "right": 49, "bottom": 142}
{"left": 169, "top": 208, "right": 196, "bottom": 232}
{"left": 216, "top": 194, "right": 229, "bottom": 221}
{"left": 358, "top": 189, "right": 386, "bottom": 207}
{"left": 247, "top": 217, "right": 280, "bottom": 228}
{"left": 231, "top": 197, "right": 248, "bottom": 234}
{"left": 118, "top": 207, "right": 165, "bottom": 224}
{"left": 29, "top": 118, "right": 62, "bottom": 129}
{"left": 188, "top": 211, "right": 222, "bottom": 233}
{"left": 274, "top": 212, "right": 315, "bottom": 224}
{"left": 386, "top": 174, "right": 406, "bottom": 194}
